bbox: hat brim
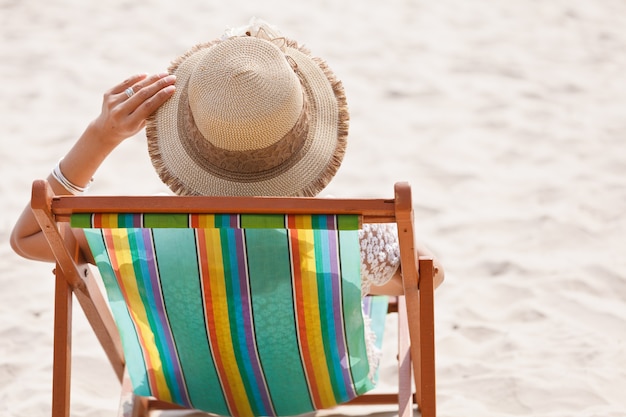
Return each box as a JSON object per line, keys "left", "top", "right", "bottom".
{"left": 147, "top": 36, "right": 348, "bottom": 197}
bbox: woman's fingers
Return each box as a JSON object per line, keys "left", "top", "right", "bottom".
{"left": 122, "top": 72, "right": 169, "bottom": 98}
{"left": 109, "top": 73, "right": 149, "bottom": 95}
{"left": 131, "top": 81, "right": 176, "bottom": 121}
{"left": 106, "top": 72, "right": 174, "bottom": 108}
{"left": 93, "top": 73, "right": 176, "bottom": 144}
{"left": 125, "top": 73, "right": 176, "bottom": 115}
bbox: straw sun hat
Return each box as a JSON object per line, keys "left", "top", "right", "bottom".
{"left": 147, "top": 20, "right": 349, "bottom": 197}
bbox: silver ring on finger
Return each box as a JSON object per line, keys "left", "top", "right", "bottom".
{"left": 124, "top": 87, "right": 135, "bottom": 99}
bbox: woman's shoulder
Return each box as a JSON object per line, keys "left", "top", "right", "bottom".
{"left": 359, "top": 223, "right": 400, "bottom": 294}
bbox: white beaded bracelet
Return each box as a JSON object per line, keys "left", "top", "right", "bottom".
{"left": 51, "top": 158, "right": 93, "bottom": 195}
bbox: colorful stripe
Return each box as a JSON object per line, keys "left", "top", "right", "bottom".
{"left": 83, "top": 229, "right": 151, "bottom": 397}
{"left": 196, "top": 228, "right": 275, "bottom": 417}
{"left": 289, "top": 228, "right": 356, "bottom": 409}
{"left": 72, "top": 213, "right": 359, "bottom": 231}
{"left": 318, "top": 228, "right": 355, "bottom": 402}
{"left": 80, "top": 213, "right": 382, "bottom": 417}
{"left": 99, "top": 229, "right": 190, "bottom": 406}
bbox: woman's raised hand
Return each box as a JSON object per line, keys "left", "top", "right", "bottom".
{"left": 91, "top": 72, "right": 176, "bottom": 147}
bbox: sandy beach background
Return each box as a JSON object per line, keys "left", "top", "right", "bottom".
{"left": 2, "top": 0, "right": 626, "bottom": 416}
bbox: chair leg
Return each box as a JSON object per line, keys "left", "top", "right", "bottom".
{"left": 416, "top": 257, "right": 436, "bottom": 417}
{"left": 52, "top": 267, "right": 72, "bottom": 417}
{"left": 397, "top": 296, "right": 414, "bottom": 417}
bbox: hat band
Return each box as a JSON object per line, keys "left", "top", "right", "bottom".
{"left": 180, "top": 89, "right": 310, "bottom": 176}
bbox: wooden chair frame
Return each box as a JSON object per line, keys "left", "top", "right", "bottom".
{"left": 31, "top": 180, "right": 441, "bottom": 417}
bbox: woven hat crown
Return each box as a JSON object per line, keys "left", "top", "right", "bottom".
{"left": 188, "top": 37, "right": 304, "bottom": 152}
{"left": 147, "top": 20, "right": 349, "bottom": 197}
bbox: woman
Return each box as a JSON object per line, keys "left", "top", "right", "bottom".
{"left": 10, "top": 20, "right": 443, "bottom": 296}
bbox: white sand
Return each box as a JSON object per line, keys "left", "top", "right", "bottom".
{"left": 2, "top": 0, "right": 626, "bottom": 416}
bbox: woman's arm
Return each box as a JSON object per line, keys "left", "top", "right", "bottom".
{"left": 368, "top": 240, "right": 445, "bottom": 296}
{"left": 10, "top": 72, "right": 176, "bottom": 262}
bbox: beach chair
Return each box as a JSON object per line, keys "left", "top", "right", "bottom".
{"left": 30, "top": 180, "right": 441, "bottom": 417}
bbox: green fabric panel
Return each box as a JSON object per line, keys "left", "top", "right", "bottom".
{"left": 337, "top": 215, "right": 359, "bottom": 231}
{"left": 338, "top": 229, "right": 374, "bottom": 395}
{"left": 244, "top": 228, "right": 314, "bottom": 415}
{"left": 150, "top": 229, "right": 229, "bottom": 415}
{"left": 82, "top": 229, "right": 151, "bottom": 397}
{"left": 70, "top": 213, "right": 92, "bottom": 228}
{"left": 143, "top": 213, "right": 188, "bottom": 228}
{"left": 240, "top": 214, "right": 285, "bottom": 229}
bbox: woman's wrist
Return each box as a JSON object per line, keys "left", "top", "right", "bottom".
{"left": 48, "top": 123, "right": 116, "bottom": 196}
{"left": 84, "top": 118, "right": 126, "bottom": 150}
{"left": 50, "top": 158, "right": 93, "bottom": 195}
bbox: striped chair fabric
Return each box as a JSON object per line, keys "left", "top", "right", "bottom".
{"left": 74, "top": 212, "right": 386, "bottom": 417}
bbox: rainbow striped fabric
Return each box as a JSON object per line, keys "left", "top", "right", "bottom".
{"left": 71, "top": 212, "right": 361, "bottom": 231}
{"left": 77, "top": 213, "right": 386, "bottom": 416}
